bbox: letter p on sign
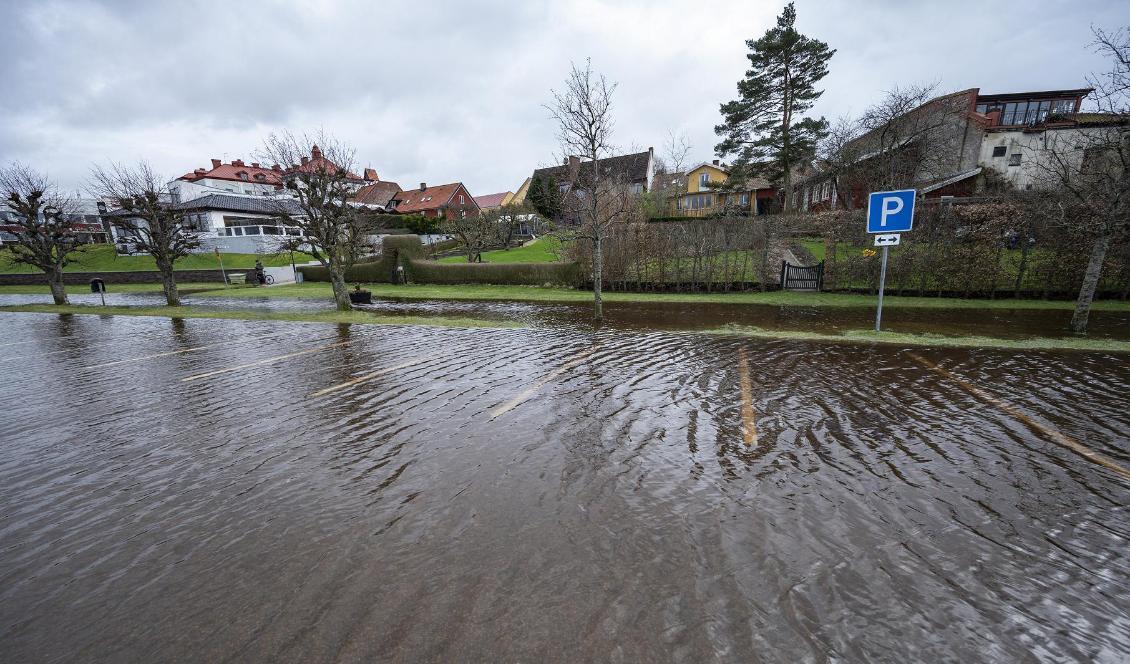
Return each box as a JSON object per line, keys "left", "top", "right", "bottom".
{"left": 867, "top": 189, "right": 916, "bottom": 234}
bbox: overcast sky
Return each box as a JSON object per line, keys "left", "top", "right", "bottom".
{"left": 1, "top": 0, "right": 1126, "bottom": 197}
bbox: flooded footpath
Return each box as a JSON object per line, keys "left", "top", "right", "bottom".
{"left": 1, "top": 309, "right": 1128, "bottom": 662}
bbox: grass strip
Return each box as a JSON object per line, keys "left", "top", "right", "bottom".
{"left": 0, "top": 283, "right": 230, "bottom": 295}
{"left": 0, "top": 304, "right": 521, "bottom": 329}
{"left": 186, "top": 282, "right": 1130, "bottom": 311}
{"left": 709, "top": 324, "right": 1130, "bottom": 353}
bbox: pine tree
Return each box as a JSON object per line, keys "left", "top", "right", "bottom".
{"left": 714, "top": 2, "right": 835, "bottom": 210}
{"left": 528, "top": 174, "right": 563, "bottom": 220}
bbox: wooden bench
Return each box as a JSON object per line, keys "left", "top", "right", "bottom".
{"left": 227, "top": 273, "right": 248, "bottom": 285}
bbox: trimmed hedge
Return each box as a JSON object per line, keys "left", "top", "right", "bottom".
{"left": 297, "top": 234, "right": 580, "bottom": 286}
{"left": 298, "top": 235, "right": 426, "bottom": 283}
{"left": 406, "top": 259, "right": 581, "bottom": 286}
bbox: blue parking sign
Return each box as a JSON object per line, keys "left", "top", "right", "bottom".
{"left": 866, "top": 189, "right": 916, "bottom": 233}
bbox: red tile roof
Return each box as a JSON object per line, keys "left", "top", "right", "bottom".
{"left": 178, "top": 159, "right": 282, "bottom": 186}
{"left": 473, "top": 192, "right": 510, "bottom": 209}
{"left": 392, "top": 183, "right": 476, "bottom": 214}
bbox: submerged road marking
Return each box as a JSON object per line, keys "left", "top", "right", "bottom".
{"left": 308, "top": 357, "right": 429, "bottom": 397}
{"left": 738, "top": 348, "right": 758, "bottom": 446}
{"left": 181, "top": 341, "right": 353, "bottom": 382}
{"left": 489, "top": 346, "right": 600, "bottom": 419}
{"left": 909, "top": 353, "right": 1130, "bottom": 481}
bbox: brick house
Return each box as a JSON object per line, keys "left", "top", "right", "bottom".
{"left": 390, "top": 182, "right": 479, "bottom": 219}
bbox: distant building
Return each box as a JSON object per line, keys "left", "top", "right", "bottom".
{"left": 663, "top": 160, "right": 775, "bottom": 217}
{"left": 351, "top": 180, "right": 403, "bottom": 210}
{"left": 789, "top": 86, "right": 1100, "bottom": 210}
{"left": 527, "top": 148, "right": 656, "bottom": 198}
{"left": 473, "top": 191, "right": 514, "bottom": 211}
{"left": 390, "top": 182, "right": 480, "bottom": 219}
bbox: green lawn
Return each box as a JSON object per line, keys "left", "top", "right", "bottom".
{"left": 711, "top": 325, "right": 1130, "bottom": 353}
{"left": 183, "top": 282, "right": 1130, "bottom": 311}
{"left": 0, "top": 303, "right": 518, "bottom": 329}
{"left": 0, "top": 244, "right": 314, "bottom": 274}
{"left": 435, "top": 237, "right": 563, "bottom": 264}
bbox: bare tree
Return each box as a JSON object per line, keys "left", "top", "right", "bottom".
{"left": 90, "top": 162, "right": 200, "bottom": 306}
{"left": 546, "top": 60, "right": 636, "bottom": 322}
{"left": 0, "top": 163, "right": 86, "bottom": 305}
{"left": 441, "top": 207, "right": 516, "bottom": 262}
{"left": 648, "top": 130, "right": 692, "bottom": 216}
{"left": 1031, "top": 28, "right": 1130, "bottom": 333}
{"left": 259, "top": 131, "right": 374, "bottom": 311}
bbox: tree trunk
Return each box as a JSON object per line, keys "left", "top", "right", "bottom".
{"left": 592, "top": 235, "right": 604, "bottom": 322}
{"left": 47, "top": 268, "right": 68, "bottom": 305}
{"left": 1013, "top": 233, "right": 1031, "bottom": 298}
{"left": 158, "top": 262, "right": 180, "bottom": 306}
{"left": 1070, "top": 233, "right": 1110, "bottom": 335}
{"left": 328, "top": 262, "right": 351, "bottom": 312}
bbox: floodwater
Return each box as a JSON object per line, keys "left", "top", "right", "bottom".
{"left": 7, "top": 287, "right": 1130, "bottom": 339}
{"left": 1, "top": 311, "right": 1129, "bottom": 662}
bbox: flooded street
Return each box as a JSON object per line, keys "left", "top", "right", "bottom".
{"left": 1, "top": 312, "right": 1129, "bottom": 662}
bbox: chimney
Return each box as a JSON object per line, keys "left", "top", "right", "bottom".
{"left": 210, "top": 158, "right": 221, "bottom": 169}
{"left": 986, "top": 109, "right": 1002, "bottom": 127}
{"left": 271, "top": 164, "right": 281, "bottom": 171}
{"left": 364, "top": 168, "right": 379, "bottom": 181}
{"left": 301, "top": 156, "right": 309, "bottom": 165}
{"left": 712, "top": 159, "right": 719, "bottom": 166}
{"left": 419, "top": 182, "right": 427, "bottom": 191}
{"left": 194, "top": 168, "right": 206, "bottom": 176}
{"left": 232, "top": 159, "right": 244, "bottom": 167}
{"left": 251, "top": 162, "right": 260, "bottom": 168}
{"left": 311, "top": 145, "right": 322, "bottom": 160}
{"left": 567, "top": 155, "right": 581, "bottom": 180}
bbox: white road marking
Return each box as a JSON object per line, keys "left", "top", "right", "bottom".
{"left": 308, "top": 357, "right": 429, "bottom": 397}
{"left": 910, "top": 353, "right": 1130, "bottom": 481}
{"left": 489, "top": 346, "right": 600, "bottom": 418}
{"left": 181, "top": 341, "right": 352, "bottom": 382}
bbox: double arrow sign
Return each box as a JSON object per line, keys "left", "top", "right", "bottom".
{"left": 873, "top": 233, "right": 901, "bottom": 247}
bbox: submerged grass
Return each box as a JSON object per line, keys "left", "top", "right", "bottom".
{"left": 0, "top": 283, "right": 229, "bottom": 295}
{"left": 188, "top": 282, "right": 1130, "bottom": 311}
{"left": 710, "top": 324, "right": 1130, "bottom": 353}
{"left": 0, "top": 304, "right": 520, "bottom": 329}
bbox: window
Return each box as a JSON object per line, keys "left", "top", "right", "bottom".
{"left": 1051, "top": 98, "right": 1075, "bottom": 115}
{"left": 740, "top": 193, "right": 749, "bottom": 206}
{"left": 460, "top": 210, "right": 466, "bottom": 218}
{"left": 699, "top": 172, "right": 709, "bottom": 187}
{"left": 459, "top": 194, "right": 464, "bottom": 204}
{"left": 254, "top": 173, "right": 266, "bottom": 181}
{"left": 238, "top": 172, "right": 249, "bottom": 181}
{"left": 1008, "top": 153, "right": 1022, "bottom": 166}
{"left": 992, "top": 146, "right": 1007, "bottom": 158}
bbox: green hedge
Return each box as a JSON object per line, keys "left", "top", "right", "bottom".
{"left": 296, "top": 235, "right": 580, "bottom": 286}
{"left": 406, "top": 259, "right": 581, "bottom": 286}
{"left": 297, "top": 235, "right": 426, "bottom": 283}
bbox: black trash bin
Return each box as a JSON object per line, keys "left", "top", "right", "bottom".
{"left": 90, "top": 278, "right": 106, "bottom": 293}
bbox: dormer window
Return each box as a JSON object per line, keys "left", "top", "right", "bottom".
{"left": 253, "top": 173, "right": 266, "bottom": 181}
{"left": 237, "top": 172, "right": 249, "bottom": 181}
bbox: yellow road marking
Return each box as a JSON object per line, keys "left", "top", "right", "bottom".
{"left": 308, "top": 357, "right": 429, "bottom": 397}
{"left": 738, "top": 347, "right": 758, "bottom": 446}
{"left": 909, "top": 353, "right": 1130, "bottom": 481}
{"left": 490, "top": 346, "right": 600, "bottom": 418}
{"left": 181, "top": 341, "right": 352, "bottom": 382}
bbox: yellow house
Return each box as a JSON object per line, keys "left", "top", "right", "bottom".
{"left": 669, "top": 161, "right": 772, "bottom": 217}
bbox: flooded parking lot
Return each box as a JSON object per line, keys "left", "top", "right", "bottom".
{"left": 1, "top": 311, "right": 1129, "bottom": 662}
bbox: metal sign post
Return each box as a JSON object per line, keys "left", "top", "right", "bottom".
{"left": 866, "top": 190, "right": 916, "bottom": 332}
{"left": 214, "top": 246, "right": 228, "bottom": 287}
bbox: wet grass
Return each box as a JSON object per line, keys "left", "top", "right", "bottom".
{"left": 0, "top": 283, "right": 230, "bottom": 295}
{"left": 0, "top": 245, "right": 313, "bottom": 274}
{"left": 0, "top": 304, "right": 521, "bottom": 329}
{"left": 188, "top": 282, "right": 1130, "bottom": 311}
{"left": 710, "top": 324, "right": 1130, "bottom": 353}
{"left": 434, "top": 237, "right": 563, "bottom": 264}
